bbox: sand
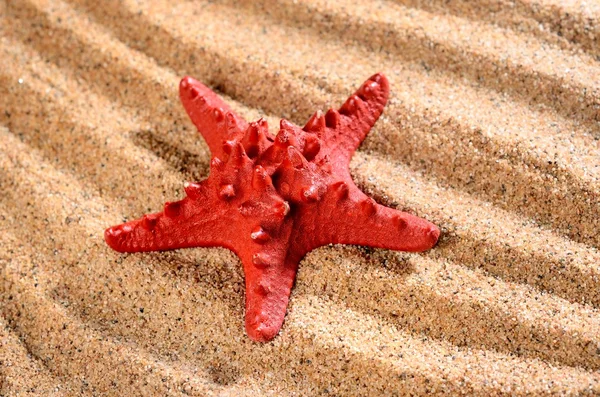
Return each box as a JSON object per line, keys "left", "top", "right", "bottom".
{"left": 1, "top": 0, "right": 600, "bottom": 395}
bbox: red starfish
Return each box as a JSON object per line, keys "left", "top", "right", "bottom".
{"left": 105, "top": 73, "right": 440, "bottom": 342}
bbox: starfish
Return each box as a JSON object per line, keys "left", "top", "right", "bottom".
{"left": 105, "top": 73, "right": 440, "bottom": 342}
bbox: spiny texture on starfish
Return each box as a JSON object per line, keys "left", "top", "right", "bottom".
{"left": 105, "top": 73, "right": 440, "bottom": 342}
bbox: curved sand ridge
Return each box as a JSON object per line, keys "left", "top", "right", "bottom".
{"left": 1, "top": 0, "right": 600, "bottom": 395}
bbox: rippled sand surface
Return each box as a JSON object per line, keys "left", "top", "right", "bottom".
{"left": 2, "top": 0, "right": 600, "bottom": 395}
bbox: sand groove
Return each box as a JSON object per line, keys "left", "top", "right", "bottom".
{"left": 301, "top": 246, "right": 600, "bottom": 370}
{"left": 353, "top": 153, "right": 600, "bottom": 308}
{"left": 2, "top": 0, "right": 600, "bottom": 394}
{"left": 0, "top": 246, "right": 232, "bottom": 396}
{"left": 0, "top": 309, "right": 72, "bottom": 395}
{"left": 393, "top": 0, "right": 600, "bottom": 56}
{"left": 239, "top": 0, "right": 600, "bottom": 135}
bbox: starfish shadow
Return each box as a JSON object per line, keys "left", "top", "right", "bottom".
{"left": 145, "top": 248, "right": 245, "bottom": 309}
{"left": 334, "top": 245, "right": 416, "bottom": 277}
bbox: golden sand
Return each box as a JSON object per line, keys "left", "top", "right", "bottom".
{"left": 1, "top": 0, "right": 600, "bottom": 395}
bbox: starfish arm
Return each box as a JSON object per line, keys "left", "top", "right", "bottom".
{"left": 104, "top": 194, "right": 232, "bottom": 253}
{"left": 179, "top": 76, "right": 248, "bottom": 158}
{"left": 240, "top": 251, "right": 299, "bottom": 342}
{"left": 312, "top": 184, "right": 440, "bottom": 252}
{"left": 230, "top": 220, "right": 298, "bottom": 342}
{"left": 321, "top": 73, "right": 389, "bottom": 164}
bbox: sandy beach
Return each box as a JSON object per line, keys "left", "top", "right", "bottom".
{"left": 1, "top": 0, "right": 600, "bottom": 395}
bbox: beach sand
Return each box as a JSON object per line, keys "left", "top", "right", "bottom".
{"left": 1, "top": 0, "right": 600, "bottom": 395}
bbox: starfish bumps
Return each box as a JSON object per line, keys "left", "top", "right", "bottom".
{"left": 105, "top": 73, "right": 440, "bottom": 342}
